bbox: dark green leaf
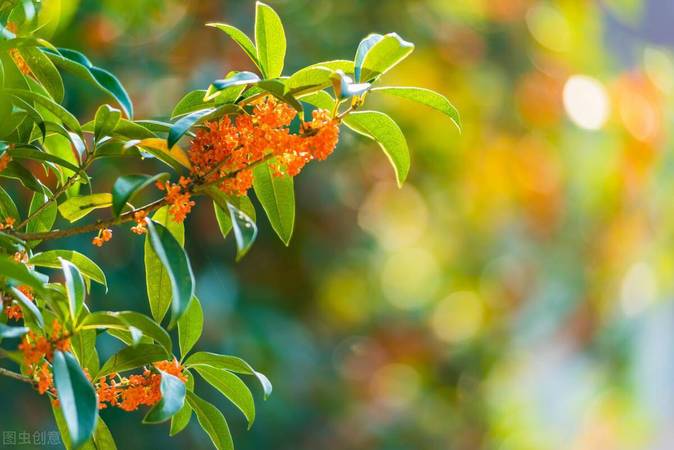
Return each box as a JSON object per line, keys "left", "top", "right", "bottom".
{"left": 52, "top": 350, "right": 98, "bottom": 450}
{"left": 146, "top": 217, "right": 194, "bottom": 327}
{"left": 167, "top": 108, "right": 215, "bottom": 149}
{"left": 186, "top": 392, "right": 234, "bottom": 450}
{"left": 171, "top": 90, "right": 209, "bottom": 119}
{"left": 60, "top": 257, "right": 85, "bottom": 322}
{"left": 0, "top": 323, "right": 28, "bottom": 338}
{"left": 194, "top": 365, "right": 255, "bottom": 428}
{"left": 184, "top": 352, "right": 272, "bottom": 399}
{"left": 10, "top": 285, "right": 44, "bottom": 328}
{"left": 178, "top": 296, "right": 203, "bottom": 359}
{"left": 111, "top": 173, "right": 168, "bottom": 217}
{"left": 227, "top": 201, "right": 258, "bottom": 261}
{"left": 94, "top": 104, "right": 121, "bottom": 142}
{"left": 143, "top": 371, "right": 187, "bottom": 423}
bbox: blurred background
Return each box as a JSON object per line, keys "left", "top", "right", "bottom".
{"left": 4, "top": 0, "right": 674, "bottom": 449}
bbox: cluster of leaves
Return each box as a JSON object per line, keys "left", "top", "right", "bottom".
{"left": 0, "top": 1, "right": 458, "bottom": 449}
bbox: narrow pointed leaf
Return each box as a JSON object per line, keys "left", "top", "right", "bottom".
{"left": 30, "top": 250, "right": 106, "bottom": 289}
{"left": 255, "top": 1, "right": 286, "bottom": 78}
{"left": 144, "top": 371, "right": 187, "bottom": 423}
{"left": 371, "top": 86, "right": 461, "bottom": 131}
{"left": 343, "top": 111, "right": 410, "bottom": 186}
{"left": 194, "top": 365, "right": 256, "bottom": 428}
{"left": 60, "top": 258, "right": 85, "bottom": 321}
{"left": 206, "top": 23, "right": 261, "bottom": 72}
{"left": 168, "top": 108, "right": 215, "bottom": 149}
{"left": 227, "top": 202, "right": 258, "bottom": 261}
{"left": 111, "top": 173, "right": 168, "bottom": 217}
{"left": 146, "top": 217, "right": 194, "bottom": 327}
{"left": 358, "top": 32, "right": 414, "bottom": 82}
{"left": 178, "top": 296, "right": 203, "bottom": 358}
{"left": 187, "top": 392, "right": 234, "bottom": 450}
{"left": 52, "top": 351, "right": 98, "bottom": 450}
{"left": 253, "top": 162, "right": 294, "bottom": 245}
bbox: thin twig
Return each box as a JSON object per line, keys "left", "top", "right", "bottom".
{"left": 0, "top": 367, "right": 33, "bottom": 384}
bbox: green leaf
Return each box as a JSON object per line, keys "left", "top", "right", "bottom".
{"left": 52, "top": 350, "right": 98, "bottom": 450}
{"left": 354, "top": 33, "right": 383, "bottom": 82}
{"left": 111, "top": 173, "right": 168, "bottom": 217}
{"left": 26, "top": 186, "right": 57, "bottom": 245}
{"left": 8, "top": 145, "right": 81, "bottom": 173}
{"left": 145, "top": 207, "right": 184, "bottom": 323}
{"left": 0, "top": 258, "right": 47, "bottom": 296}
{"left": 92, "top": 419, "right": 117, "bottom": 450}
{"left": 44, "top": 48, "right": 133, "bottom": 118}
{"left": 80, "top": 311, "right": 172, "bottom": 354}
{"left": 1, "top": 160, "right": 43, "bottom": 191}
{"left": 170, "top": 372, "right": 195, "bottom": 436}
{"left": 255, "top": 1, "right": 286, "bottom": 78}
{"left": 371, "top": 86, "right": 461, "bottom": 131}
{"left": 343, "top": 111, "right": 410, "bottom": 186}
{"left": 297, "top": 90, "right": 336, "bottom": 111}
{"left": 169, "top": 400, "right": 192, "bottom": 436}
{"left": 29, "top": 250, "right": 107, "bottom": 289}
{"left": 206, "top": 23, "right": 261, "bottom": 72}
{"left": 167, "top": 108, "right": 215, "bottom": 149}
{"left": 184, "top": 352, "right": 272, "bottom": 399}
{"left": 171, "top": 89, "right": 209, "bottom": 119}
{"left": 143, "top": 370, "right": 187, "bottom": 423}
{"left": 60, "top": 258, "right": 85, "bottom": 322}
{"left": 94, "top": 104, "right": 121, "bottom": 142}
{"left": 194, "top": 365, "right": 255, "bottom": 428}
{"left": 19, "top": 46, "right": 64, "bottom": 102}
{"left": 146, "top": 217, "right": 195, "bottom": 327}
{"left": 253, "top": 162, "right": 294, "bottom": 245}
{"left": 208, "top": 188, "right": 256, "bottom": 240}
{"left": 206, "top": 71, "right": 260, "bottom": 101}
{"left": 186, "top": 392, "right": 234, "bottom": 450}
{"left": 178, "top": 296, "right": 203, "bottom": 359}
{"left": 357, "top": 32, "right": 414, "bottom": 82}
{"left": 97, "top": 343, "right": 167, "bottom": 378}
{"left": 0, "top": 186, "right": 20, "bottom": 221}
{"left": 58, "top": 193, "right": 112, "bottom": 222}
{"left": 227, "top": 201, "right": 258, "bottom": 261}
{"left": 10, "top": 285, "right": 44, "bottom": 328}
{"left": 285, "top": 66, "right": 333, "bottom": 95}
{"left": 3, "top": 88, "right": 81, "bottom": 133}
{"left": 0, "top": 323, "right": 28, "bottom": 338}
{"left": 330, "top": 69, "right": 371, "bottom": 99}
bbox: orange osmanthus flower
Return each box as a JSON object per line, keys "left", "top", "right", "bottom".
{"left": 188, "top": 96, "right": 340, "bottom": 196}
{"left": 131, "top": 210, "right": 148, "bottom": 234}
{"left": 92, "top": 228, "right": 113, "bottom": 247}
{"left": 156, "top": 178, "right": 195, "bottom": 223}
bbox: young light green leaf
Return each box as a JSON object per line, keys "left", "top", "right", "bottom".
{"left": 97, "top": 343, "right": 168, "bottom": 378}
{"left": 194, "top": 365, "right": 256, "bottom": 428}
{"left": 144, "top": 370, "right": 187, "bottom": 424}
{"left": 30, "top": 250, "right": 107, "bottom": 289}
{"left": 285, "top": 66, "right": 333, "bottom": 95}
{"left": 145, "top": 207, "right": 184, "bottom": 324}
{"left": 92, "top": 418, "right": 117, "bottom": 450}
{"left": 253, "top": 162, "right": 294, "bottom": 245}
{"left": 58, "top": 193, "right": 112, "bottom": 222}
{"left": 146, "top": 217, "right": 194, "bottom": 327}
{"left": 178, "top": 296, "right": 203, "bottom": 359}
{"left": 94, "top": 104, "right": 121, "bottom": 142}
{"left": 255, "top": 1, "right": 286, "bottom": 78}
{"left": 52, "top": 351, "right": 98, "bottom": 450}
{"left": 371, "top": 86, "right": 461, "bottom": 131}
{"left": 111, "top": 173, "right": 168, "bottom": 217}
{"left": 354, "top": 33, "right": 383, "bottom": 82}
{"left": 343, "top": 110, "right": 410, "bottom": 186}
{"left": 357, "top": 32, "right": 414, "bottom": 82}
{"left": 206, "top": 23, "right": 261, "bottom": 72}
{"left": 60, "top": 258, "right": 86, "bottom": 322}
{"left": 187, "top": 392, "right": 234, "bottom": 450}
{"left": 171, "top": 89, "right": 209, "bottom": 119}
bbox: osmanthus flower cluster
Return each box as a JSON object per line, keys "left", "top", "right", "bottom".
{"left": 0, "top": 1, "right": 459, "bottom": 449}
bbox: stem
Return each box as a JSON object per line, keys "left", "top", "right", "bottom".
{"left": 12, "top": 198, "right": 168, "bottom": 242}
{"left": 0, "top": 367, "right": 33, "bottom": 384}
{"left": 16, "top": 157, "right": 93, "bottom": 230}
{"left": 194, "top": 153, "right": 275, "bottom": 192}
